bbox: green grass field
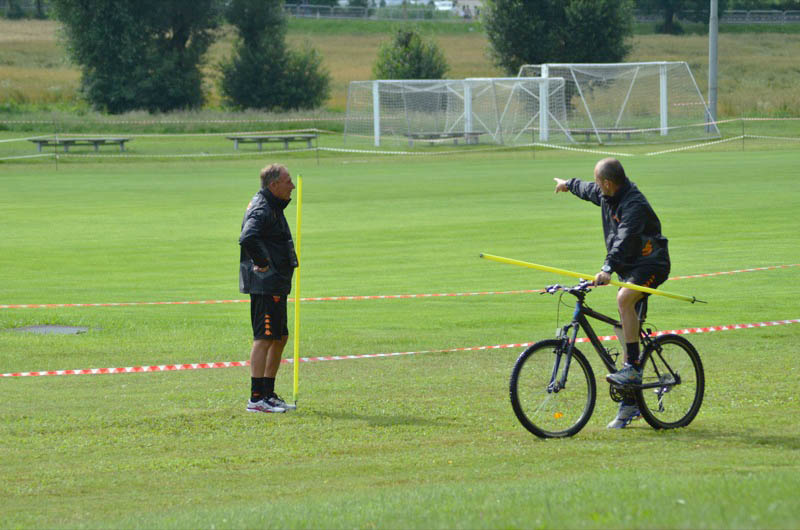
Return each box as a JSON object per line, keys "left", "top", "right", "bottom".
{"left": 1, "top": 146, "right": 799, "bottom": 529}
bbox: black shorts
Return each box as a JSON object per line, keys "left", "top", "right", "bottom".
{"left": 250, "top": 293, "right": 289, "bottom": 340}
{"left": 619, "top": 265, "right": 669, "bottom": 290}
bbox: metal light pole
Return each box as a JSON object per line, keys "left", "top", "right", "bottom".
{"left": 708, "top": 0, "right": 719, "bottom": 127}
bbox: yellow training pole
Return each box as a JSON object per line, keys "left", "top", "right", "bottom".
{"left": 480, "top": 253, "right": 705, "bottom": 304}
{"left": 293, "top": 174, "right": 303, "bottom": 404}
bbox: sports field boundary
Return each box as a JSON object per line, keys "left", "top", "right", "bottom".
{"left": 2, "top": 318, "right": 797, "bottom": 378}
{"left": 2, "top": 263, "right": 797, "bottom": 310}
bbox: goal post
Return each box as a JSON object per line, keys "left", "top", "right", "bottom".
{"left": 518, "top": 61, "right": 719, "bottom": 144}
{"left": 464, "top": 77, "right": 568, "bottom": 144}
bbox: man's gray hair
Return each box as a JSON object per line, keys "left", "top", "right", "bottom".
{"left": 260, "top": 163, "right": 286, "bottom": 189}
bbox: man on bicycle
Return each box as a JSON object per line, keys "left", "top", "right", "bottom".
{"left": 554, "top": 158, "right": 670, "bottom": 429}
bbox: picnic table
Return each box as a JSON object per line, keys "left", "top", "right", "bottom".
{"left": 226, "top": 134, "right": 317, "bottom": 151}
{"left": 29, "top": 137, "right": 132, "bottom": 153}
{"left": 403, "top": 131, "right": 483, "bottom": 147}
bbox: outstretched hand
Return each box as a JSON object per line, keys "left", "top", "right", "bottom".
{"left": 553, "top": 178, "right": 568, "bottom": 193}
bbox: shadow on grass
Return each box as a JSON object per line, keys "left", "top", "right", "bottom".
{"left": 310, "top": 410, "right": 457, "bottom": 427}
{"left": 646, "top": 426, "right": 800, "bottom": 451}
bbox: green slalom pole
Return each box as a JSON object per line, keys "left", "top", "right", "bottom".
{"left": 480, "top": 253, "right": 706, "bottom": 304}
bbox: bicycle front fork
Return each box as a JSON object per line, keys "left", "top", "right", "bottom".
{"left": 548, "top": 323, "right": 579, "bottom": 393}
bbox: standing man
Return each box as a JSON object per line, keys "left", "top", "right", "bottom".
{"left": 240, "top": 163, "right": 298, "bottom": 413}
{"left": 554, "top": 158, "right": 670, "bottom": 429}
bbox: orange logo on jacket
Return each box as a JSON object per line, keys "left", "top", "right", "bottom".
{"left": 642, "top": 240, "right": 653, "bottom": 256}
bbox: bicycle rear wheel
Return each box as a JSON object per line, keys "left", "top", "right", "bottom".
{"left": 510, "top": 339, "right": 596, "bottom": 438}
{"left": 636, "top": 334, "right": 704, "bottom": 429}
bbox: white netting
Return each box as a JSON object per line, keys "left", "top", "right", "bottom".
{"left": 344, "top": 77, "right": 568, "bottom": 146}
{"left": 518, "top": 62, "right": 719, "bottom": 144}
{"left": 344, "top": 80, "right": 467, "bottom": 146}
{"left": 464, "top": 77, "right": 568, "bottom": 145}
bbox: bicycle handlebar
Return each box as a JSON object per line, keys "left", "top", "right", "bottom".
{"left": 541, "top": 279, "right": 595, "bottom": 296}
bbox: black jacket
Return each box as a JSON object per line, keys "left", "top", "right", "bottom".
{"left": 567, "top": 178, "right": 670, "bottom": 275}
{"left": 238, "top": 189, "right": 297, "bottom": 295}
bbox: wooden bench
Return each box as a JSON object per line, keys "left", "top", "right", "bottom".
{"left": 29, "top": 137, "right": 131, "bottom": 153}
{"left": 566, "top": 128, "right": 636, "bottom": 142}
{"left": 227, "top": 134, "right": 317, "bottom": 151}
{"left": 404, "top": 131, "right": 483, "bottom": 147}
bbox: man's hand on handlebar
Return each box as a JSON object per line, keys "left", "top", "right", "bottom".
{"left": 594, "top": 271, "right": 611, "bottom": 286}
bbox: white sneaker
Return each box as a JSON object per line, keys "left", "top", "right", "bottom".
{"left": 607, "top": 403, "right": 641, "bottom": 429}
{"left": 269, "top": 393, "right": 297, "bottom": 411}
{"left": 246, "top": 396, "right": 286, "bottom": 413}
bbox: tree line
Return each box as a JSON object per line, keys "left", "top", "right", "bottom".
{"left": 36, "top": 0, "right": 777, "bottom": 114}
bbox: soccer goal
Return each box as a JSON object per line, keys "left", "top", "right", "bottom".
{"left": 517, "top": 62, "right": 720, "bottom": 144}
{"left": 344, "top": 80, "right": 467, "bottom": 147}
{"left": 344, "top": 77, "right": 570, "bottom": 147}
{"left": 464, "top": 77, "right": 569, "bottom": 144}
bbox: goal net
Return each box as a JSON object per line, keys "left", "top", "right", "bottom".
{"left": 344, "top": 77, "right": 569, "bottom": 146}
{"left": 464, "top": 77, "right": 569, "bottom": 144}
{"left": 518, "top": 62, "right": 720, "bottom": 144}
{"left": 344, "top": 80, "right": 466, "bottom": 147}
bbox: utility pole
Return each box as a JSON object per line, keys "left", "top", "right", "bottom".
{"left": 708, "top": 0, "right": 719, "bottom": 128}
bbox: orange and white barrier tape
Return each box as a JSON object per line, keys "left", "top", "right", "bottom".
{"left": 2, "top": 318, "right": 797, "bottom": 378}
{"left": 2, "top": 264, "right": 797, "bottom": 310}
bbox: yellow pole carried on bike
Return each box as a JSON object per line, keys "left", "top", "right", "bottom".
{"left": 479, "top": 253, "right": 705, "bottom": 304}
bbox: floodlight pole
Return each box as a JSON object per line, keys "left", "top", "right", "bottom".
{"left": 708, "top": 0, "right": 719, "bottom": 130}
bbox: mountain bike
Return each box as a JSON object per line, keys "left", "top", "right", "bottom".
{"left": 509, "top": 279, "right": 704, "bottom": 438}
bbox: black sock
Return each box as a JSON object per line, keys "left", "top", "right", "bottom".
{"left": 626, "top": 342, "right": 640, "bottom": 366}
{"left": 251, "top": 377, "right": 266, "bottom": 401}
{"left": 265, "top": 377, "right": 275, "bottom": 396}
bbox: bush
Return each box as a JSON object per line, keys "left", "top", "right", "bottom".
{"left": 51, "top": 0, "right": 220, "bottom": 113}
{"left": 372, "top": 28, "right": 449, "bottom": 79}
{"left": 220, "top": 0, "right": 331, "bottom": 111}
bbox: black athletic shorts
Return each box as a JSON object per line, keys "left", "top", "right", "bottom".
{"left": 619, "top": 265, "right": 670, "bottom": 290}
{"left": 250, "top": 293, "right": 289, "bottom": 340}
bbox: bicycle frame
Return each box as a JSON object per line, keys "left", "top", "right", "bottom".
{"left": 552, "top": 286, "right": 677, "bottom": 393}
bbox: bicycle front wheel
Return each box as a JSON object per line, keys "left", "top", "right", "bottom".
{"left": 510, "top": 339, "right": 596, "bottom": 438}
{"left": 636, "top": 334, "right": 704, "bottom": 429}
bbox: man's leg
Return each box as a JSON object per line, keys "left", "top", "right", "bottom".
{"left": 262, "top": 335, "right": 296, "bottom": 410}
{"left": 617, "top": 287, "right": 644, "bottom": 365}
{"left": 607, "top": 287, "right": 645, "bottom": 428}
{"left": 246, "top": 294, "right": 287, "bottom": 413}
{"left": 250, "top": 339, "right": 270, "bottom": 379}
{"left": 264, "top": 335, "right": 289, "bottom": 378}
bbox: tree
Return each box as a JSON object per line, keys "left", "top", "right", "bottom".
{"left": 52, "top": 0, "right": 220, "bottom": 113}
{"left": 483, "top": 0, "right": 633, "bottom": 75}
{"left": 220, "top": 0, "right": 331, "bottom": 110}
{"left": 635, "top": 0, "right": 729, "bottom": 34}
{"left": 372, "top": 28, "right": 449, "bottom": 79}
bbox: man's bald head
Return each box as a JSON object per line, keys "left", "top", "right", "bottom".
{"left": 594, "top": 158, "right": 627, "bottom": 186}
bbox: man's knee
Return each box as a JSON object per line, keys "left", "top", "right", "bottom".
{"left": 617, "top": 288, "right": 643, "bottom": 309}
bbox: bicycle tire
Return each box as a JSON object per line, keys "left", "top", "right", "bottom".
{"left": 510, "top": 339, "right": 596, "bottom": 438}
{"left": 636, "top": 334, "right": 704, "bottom": 429}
